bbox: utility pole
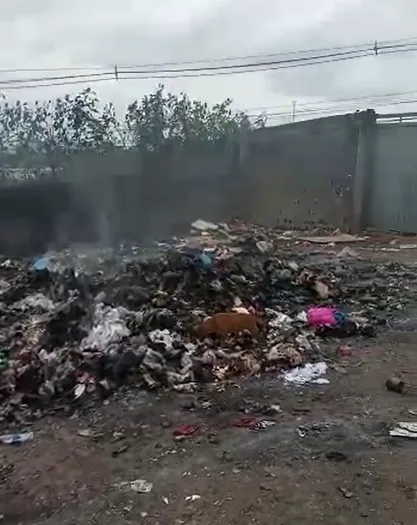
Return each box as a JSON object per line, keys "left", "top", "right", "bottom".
{"left": 292, "top": 100, "right": 296, "bottom": 122}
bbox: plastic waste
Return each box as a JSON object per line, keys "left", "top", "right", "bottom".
{"left": 14, "top": 293, "right": 55, "bottom": 312}
{"left": 268, "top": 311, "right": 293, "bottom": 328}
{"left": 256, "top": 240, "right": 273, "bottom": 254}
{"left": 81, "top": 303, "right": 130, "bottom": 354}
{"left": 390, "top": 422, "right": 417, "bottom": 438}
{"left": 233, "top": 416, "right": 258, "bottom": 428}
{"left": 195, "top": 252, "right": 214, "bottom": 270}
{"left": 185, "top": 494, "right": 201, "bottom": 502}
{"left": 191, "top": 219, "right": 218, "bottom": 231}
{"left": 283, "top": 362, "right": 329, "bottom": 385}
{"left": 173, "top": 424, "right": 198, "bottom": 438}
{"left": 115, "top": 479, "right": 153, "bottom": 493}
{"left": 307, "top": 307, "right": 337, "bottom": 327}
{"left": 32, "top": 255, "right": 50, "bottom": 271}
{"left": 0, "top": 349, "right": 9, "bottom": 370}
{"left": 233, "top": 416, "right": 275, "bottom": 430}
{"left": 0, "top": 431, "right": 34, "bottom": 445}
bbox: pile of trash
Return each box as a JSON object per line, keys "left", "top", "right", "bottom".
{"left": 0, "top": 221, "right": 416, "bottom": 422}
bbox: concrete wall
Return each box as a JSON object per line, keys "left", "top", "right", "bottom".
{"left": 0, "top": 113, "right": 364, "bottom": 255}
{"left": 366, "top": 121, "right": 417, "bottom": 233}
{"left": 242, "top": 114, "right": 359, "bottom": 230}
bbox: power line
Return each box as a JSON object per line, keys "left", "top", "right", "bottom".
{"left": 1, "top": 36, "right": 417, "bottom": 74}
{"left": 0, "top": 43, "right": 416, "bottom": 92}
{"left": 254, "top": 96, "right": 417, "bottom": 122}
{"left": 245, "top": 89, "right": 417, "bottom": 113}
{"left": 0, "top": 39, "right": 414, "bottom": 95}
{"left": 0, "top": 48, "right": 372, "bottom": 86}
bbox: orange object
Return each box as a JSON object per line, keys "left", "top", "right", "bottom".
{"left": 196, "top": 312, "right": 263, "bottom": 339}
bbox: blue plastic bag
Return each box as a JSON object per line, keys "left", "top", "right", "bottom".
{"left": 32, "top": 255, "right": 49, "bottom": 271}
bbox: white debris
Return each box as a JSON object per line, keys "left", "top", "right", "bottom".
{"left": 81, "top": 303, "right": 130, "bottom": 354}
{"left": 74, "top": 383, "right": 86, "bottom": 399}
{"left": 336, "top": 247, "right": 359, "bottom": 258}
{"left": 296, "top": 311, "right": 308, "bottom": 323}
{"left": 390, "top": 422, "right": 417, "bottom": 438}
{"left": 256, "top": 240, "right": 273, "bottom": 253}
{"left": 38, "top": 349, "right": 58, "bottom": 366}
{"left": 185, "top": 494, "right": 201, "bottom": 502}
{"left": 191, "top": 219, "right": 218, "bottom": 231}
{"left": 288, "top": 261, "right": 299, "bottom": 271}
{"left": 283, "top": 362, "right": 329, "bottom": 386}
{"left": 149, "top": 329, "right": 174, "bottom": 350}
{"left": 115, "top": 479, "right": 153, "bottom": 493}
{"left": 13, "top": 293, "right": 55, "bottom": 312}
{"left": 399, "top": 244, "right": 417, "bottom": 250}
{"left": 268, "top": 311, "right": 293, "bottom": 328}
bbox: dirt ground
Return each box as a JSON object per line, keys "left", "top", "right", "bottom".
{"left": 2, "top": 241, "right": 417, "bottom": 525}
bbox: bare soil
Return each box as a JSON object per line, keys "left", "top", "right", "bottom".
{"left": 2, "top": 242, "right": 417, "bottom": 525}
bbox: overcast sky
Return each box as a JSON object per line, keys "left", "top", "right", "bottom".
{"left": 1, "top": 0, "right": 417, "bottom": 123}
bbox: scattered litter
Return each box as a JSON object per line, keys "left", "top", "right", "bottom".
{"left": 162, "top": 497, "right": 169, "bottom": 505}
{"left": 173, "top": 424, "right": 198, "bottom": 439}
{"left": 307, "top": 307, "right": 337, "bottom": 327}
{"left": 74, "top": 383, "right": 87, "bottom": 400}
{"left": 399, "top": 244, "right": 417, "bottom": 250}
{"left": 297, "top": 427, "right": 307, "bottom": 438}
{"left": 0, "top": 432, "right": 34, "bottom": 445}
{"left": 386, "top": 375, "right": 406, "bottom": 394}
{"left": 268, "top": 312, "right": 293, "bottom": 328}
{"left": 0, "top": 220, "right": 413, "bottom": 422}
{"left": 115, "top": 479, "right": 153, "bottom": 493}
{"left": 233, "top": 416, "right": 258, "bottom": 429}
{"left": 185, "top": 494, "right": 202, "bottom": 502}
{"left": 233, "top": 416, "right": 275, "bottom": 431}
{"left": 32, "top": 255, "right": 50, "bottom": 271}
{"left": 339, "top": 487, "right": 353, "bottom": 499}
{"left": 0, "top": 349, "right": 9, "bottom": 370}
{"left": 255, "top": 420, "right": 276, "bottom": 430}
{"left": 77, "top": 429, "right": 93, "bottom": 437}
{"left": 299, "top": 233, "right": 366, "bottom": 244}
{"left": 268, "top": 404, "right": 282, "bottom": 414}
{"left": 256, "top": 240, "right": 273, "bottom": 254}
{"left": 13, "top": 293, "right": 55, "bottom": 312}
{"left": 390, "top": 422, "right": 417, "bottom": 438}
{"left": 191, "top": 219, "right": 218, "bottom": 231}
{"left": 81, "top": 303, "right": 130, "bottom": 354}
{"left": 283, "top": 362, "right": 329, "bottom": 386}
{"left": 195, "top": 252, "right": 214, "bottom": 270}
{"left": 336, "top": 247, "right": 359, "bottom": 258}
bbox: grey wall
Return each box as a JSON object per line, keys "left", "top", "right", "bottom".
{"left": 241, "top": 114, "right": 359, "bottom": 230}
{"left": 0, "top": 112, "right": 365, "bottom": 255}
{"left": 366, "top": 121, "right": 417, "bottom": 233}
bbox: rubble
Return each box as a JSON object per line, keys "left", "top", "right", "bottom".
{"left": 0, "top": 220, "right": 416, "bottom": 423}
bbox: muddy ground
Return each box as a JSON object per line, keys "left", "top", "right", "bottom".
{"left": 2, "top": 242, "right": 417, "bottom": 525}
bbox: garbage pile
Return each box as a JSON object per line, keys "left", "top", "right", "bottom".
{"left": 0, "top": 222, "right": 416, "bottom": 422}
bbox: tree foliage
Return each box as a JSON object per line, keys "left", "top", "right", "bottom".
{"left": 0, "top": 84, "right": 263, "bottom": 160}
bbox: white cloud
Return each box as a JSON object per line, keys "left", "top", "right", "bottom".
{"left": 1, "top": 0, "right": 417, "bottom": 123}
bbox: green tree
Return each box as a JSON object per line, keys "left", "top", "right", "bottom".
{"left": 125, "top": 84, "right": 262, "bottom": 150}
{"left": 0, "top": 88, "right": 124, "bottom": 159}
{"left": 0, "top": 84, "right": 263, "bottom": 160}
